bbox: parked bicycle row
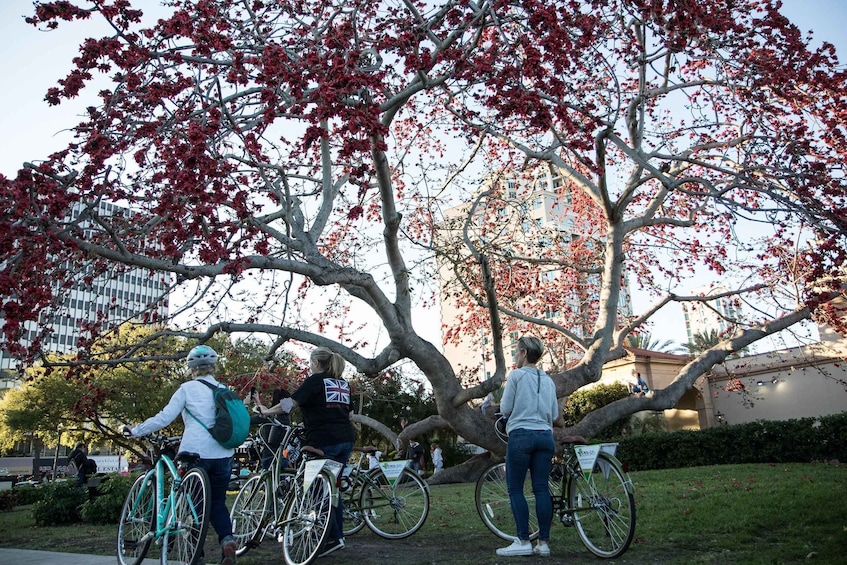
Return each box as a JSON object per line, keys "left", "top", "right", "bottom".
{"left": 117, "top": 341, "right": 636, "bottom": 565}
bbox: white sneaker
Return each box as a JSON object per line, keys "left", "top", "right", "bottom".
{"left": 318, "top": 537, "right": 346, "bottom": 557}
{"left": 496, "top": 539, "right": 533, "bottom": 556}
{"left": 533, "top": 543, "right": 551, "bottom": 557}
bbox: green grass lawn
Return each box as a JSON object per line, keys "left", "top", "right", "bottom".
{"left": 1, "top": 462, "right": 845, "bottom": 564}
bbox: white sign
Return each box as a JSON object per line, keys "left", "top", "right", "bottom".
{"left": 574, "top": 445, "right": 602, "bottom": 480}
{"left": 89, "top": 455, "right": 122, "bottom": 474}
{"left": 378, "top": 460, "right": 411, "bottom": 485}
{"left": 303, "top": 459, "right": 343, "bottom": 489}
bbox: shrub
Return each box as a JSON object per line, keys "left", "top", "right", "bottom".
{"left": 31, "top": 481, "right": 88, "bottom": 526}
{"left": 12, "top": 484, "right": 42, "bottom": 505}
{"left": 613, "top": 411, "right": 847, "bottom": 471}
{"left": 564, "top": 382, "right": 630, "bottom": 438}
{"left": 80, "top": 474, "right": 134, "bottom": 525}
{"left": 0, "top": 489, "right": 19, "bottom": 512}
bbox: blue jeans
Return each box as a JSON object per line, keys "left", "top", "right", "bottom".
{"left": 192, "top": 457, "right": 234, "bottom": 543}
{"left": 318, "top": 441, "right": 354, "bottom": 541}
{"left": 505, "top": 428, "right": 555, "bottom": 542}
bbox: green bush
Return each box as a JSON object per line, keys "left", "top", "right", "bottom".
{"left": 613, "top": 411, "right": 847, "bottom": 471}
{"left": 80, "top": 474, "right": 134, "bottom": 525}
{"left": 31, "top": 481, "right": 88, "bottom": 526}
{"left": 12, "top": 484, "right": 42, "bottom": 505}
{"left": 0, "top": 489, "right": 19, "bottom": 512}
{"left": 564, "top": 382, "right": 630, "bottom": 439}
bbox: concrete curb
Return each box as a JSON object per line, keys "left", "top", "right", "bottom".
{"left": 0, "top": 548, "right": 208, "bottom": 564}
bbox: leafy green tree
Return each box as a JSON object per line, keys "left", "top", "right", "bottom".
{"left": 0, "top": 324, "right": 183, "bottom": 457}
{"left": 351, "top": 368, "right": 440, "bottom": 454}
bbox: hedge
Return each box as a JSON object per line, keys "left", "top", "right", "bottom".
{"left": 613, "top": 412, "right": 847, "bottom": 471}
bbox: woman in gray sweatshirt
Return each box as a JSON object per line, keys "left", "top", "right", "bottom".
{"left": 495, "top": 336, "right": 559, "bottom": 558}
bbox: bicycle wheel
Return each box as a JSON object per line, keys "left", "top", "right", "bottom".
{"left": 475, "top": 462, "right": 540, "bottom": 541}
{"left": 281, "top": 469, "right": 333, "bottom": 565}
{"left": 567, "top": 452, "right": 635, "bottom": 558}
{"left": 161, "top": 467, "right": 211, "bottom": 565}
{"left": 362, "top": 467, "right": 429, "bottom": 539}
{"left": 230, "top": 474, "right": 270, "bottom": 556}
{"left": 117, "top": 471, "right": 155, "bottom": 565}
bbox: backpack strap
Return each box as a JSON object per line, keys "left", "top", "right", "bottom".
{"left": 193, "top": 378, "right": 219, "bottom": 391}
{"left": 184, "top": 378, "right": 220, "bottom": 431}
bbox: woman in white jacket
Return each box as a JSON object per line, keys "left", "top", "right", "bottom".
{"left": 496, "top": 336, "right": 559, "bottom": 558}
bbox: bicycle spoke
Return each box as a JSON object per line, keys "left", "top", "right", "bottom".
{"left": 117, "top": 473, "right": 155, "bottom": 565}
{"left": 230, "top": 474, "right": 270, "bottom": 556}
{"left": 162, "top": 468, "right": 210, "bottom": 565}
{"left": 569, "top": 453, "right": 635, "bottom": 558}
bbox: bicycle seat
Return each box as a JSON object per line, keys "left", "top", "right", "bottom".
{"left": 560, "top": 436, "right": 586, "bottom": 445}
{"left": 175, "top": 451, "right": 201, "bottom": 464}
{"left": 301, "top": 445, "right": 325, "bottom": 458}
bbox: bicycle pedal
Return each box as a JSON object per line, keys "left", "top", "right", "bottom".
{"left": 561, "top": 515, "right": 575, "bottom": 527}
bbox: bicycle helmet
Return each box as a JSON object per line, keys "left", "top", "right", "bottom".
{"left": 186, "top": 345, "right": 219, "bottom": 368}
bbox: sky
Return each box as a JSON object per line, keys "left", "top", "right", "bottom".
{"left": 1, "top": 0, "right": 846, "bottom": 352}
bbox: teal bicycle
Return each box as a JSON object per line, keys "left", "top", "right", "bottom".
{"left": 117, "top": 434, "right": 211, "bottom": 565}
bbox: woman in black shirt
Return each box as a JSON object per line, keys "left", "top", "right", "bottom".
{"left": 259, "top": 347, "right": 355, "bottom": 556}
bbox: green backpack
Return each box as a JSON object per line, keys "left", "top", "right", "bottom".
{"left": 186, "top": 379, "right": 250, "bottom": 449}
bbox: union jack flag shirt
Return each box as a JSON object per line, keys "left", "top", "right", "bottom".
{"left": 323, "top": 378, "right": 351, "bottom": 406}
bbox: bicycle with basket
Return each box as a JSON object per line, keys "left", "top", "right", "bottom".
{"left": 475, "top": 416, "right": 636, "bottom": 558}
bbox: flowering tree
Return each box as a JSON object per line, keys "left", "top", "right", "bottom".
{"left": 2, "top": 0, "right": 846, "bottom": 477}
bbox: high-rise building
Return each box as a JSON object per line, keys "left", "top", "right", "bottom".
{"left": 0, "top": 201, "right": 170, "bottom": 386}
{"left": 437, "top": 166, "right": 632, "bottom": 385}
{"left": 681, "top": 285, "right": 742, "bottom": 345}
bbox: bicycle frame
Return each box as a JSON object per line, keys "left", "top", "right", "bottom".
{"left": 238, "top": 422, "right": 300, "bottom": 546}
{"left": 343, "top": 456, "right": 413, "bottom": 508}
{"left": 231, "top": 421, "right": 341, "bottom": 550}
{"left": 130, "top": 448, "right": 193, "bottom": 545}
{"left": 119, "top": 435, "right": 210, "bottom": 565}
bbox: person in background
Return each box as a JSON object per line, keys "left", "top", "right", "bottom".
{"left": 258, "top": 346, "right": 356, "bottom": 557}
{"left": 407, "top": 440, "right": 424, "bottom": 472}
{"left": 431, "top": 443, "right": 443, "bottom": 474}
{"left": 125, "top": 345, "right": 238, "bottom": 565}
{"left": 67, "top": 442, "right": 89, "bottom": 486}
{"left": 367, "top": 448, "right": 382, "bottom": 470}
{"left": 496, "top": 336, "right": 559, "bottom": 558}
{"left": 481, "top": 392, "right": 494, "bottom": 416}
{"left": 631, "top": 372, "right": 649, "bottom": 396}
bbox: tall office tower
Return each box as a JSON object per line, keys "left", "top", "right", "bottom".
{"left": 681, "top": 285, "right": 742, "bottom": 346}
{"left": 0, "top": 200, "right": 170, "bottom": 386}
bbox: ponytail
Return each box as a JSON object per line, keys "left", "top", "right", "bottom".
{"left": 311, "top": 347, "right": 346, "bottom": 378}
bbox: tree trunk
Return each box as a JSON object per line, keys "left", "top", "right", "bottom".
{"left": 426, "top": 451, "right": 497, "bottom": 485}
